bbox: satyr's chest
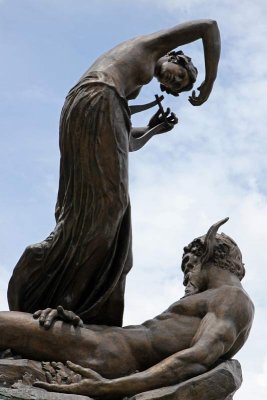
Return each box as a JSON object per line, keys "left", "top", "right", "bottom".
{"left": 169, "top": 293, "right": 209, "bottom": 319}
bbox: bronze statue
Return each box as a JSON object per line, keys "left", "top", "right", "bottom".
{"left": 8, "top": 20, "right": 221, "bottom": 327}
{"left": 0, "top": 219, "right": 254, "bottom": 399}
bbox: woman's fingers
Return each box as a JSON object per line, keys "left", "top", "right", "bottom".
{"left": 73, "top": 315, "right": 84, "bottom": 327}
{"left": 44, "top": 309, "right": 58, "bottom": 329}
{"left": 33, "top": 310, "right": 42, "bottom": 319}
{"left": 166, "top": 112, "right": 178, "bottom": 124}
{"left": 33, "top": 308, "right": 59, "bottom": 328}
{"left": 57, "top": 305, "right": 69, "bottom": 320}
{"left": 188, "top": 90, "right": 203, "bottom": 106}
{"left": 38, "top": 308, "right": 52, "bottom": 326}
{"left": 33, "top": 306, "right": 83, "bottom": 329}
{"left": 57, "top": 306, "right": 83, "bottom": 327}
{"left": 57, "top": 306, "right": 75, "bottom": 322}
{"left": 191, "top": 90, "right": 197, "bottom": 99}
{"left": 165, "top": 107, "right": 170, "bottom": 116}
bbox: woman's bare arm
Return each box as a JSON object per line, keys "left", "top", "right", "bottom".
{"left": 129, "top": 108, "right": 178, "bottom": 152}
{"left": 86, "top": 20, "right": 220, "bottom": 105}
{"left": 143, "top": 19, "right": 221, "bottom": 105}
{"left": 144, "top": 19, "right": 220, "bottom": 71}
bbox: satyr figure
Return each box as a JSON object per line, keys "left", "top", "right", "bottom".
{"left": 0, "top": 218, "right": 254, "bottom": 398}
{"left": 8, "top": 20, "right": 221, "bottom": 326}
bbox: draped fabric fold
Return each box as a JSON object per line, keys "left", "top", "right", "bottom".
{"left": 8, "top": 72, "right": 133, "bottom": 326}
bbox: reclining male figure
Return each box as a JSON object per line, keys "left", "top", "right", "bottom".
{"left": 0, "top": 219, "right": 254, "bottom": 398}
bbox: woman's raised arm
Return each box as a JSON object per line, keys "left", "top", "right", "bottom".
{"left": 143, "top": 19, "right": 221, "bottom": 105}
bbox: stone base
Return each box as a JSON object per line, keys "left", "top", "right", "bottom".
{"left": 127, "top": 360, "right": 242, "bottom": 400}
{"left": 0, "top": 384, "right": 92, "bottom": 400}
{"left": 0, "top": 359, "right": 242, "bottom": 400}
{"left": 0, "top": 359, "right": 45, "bottom": 387}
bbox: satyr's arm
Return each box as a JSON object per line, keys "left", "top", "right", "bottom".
{"left": 35, "top": 310, "right": 244, "bottom": 398}
{"left": 101, "top": 312, "right": 239, "bottom": 396}
{"left": 103, "top": 290, "right": 253, "bottom": 397}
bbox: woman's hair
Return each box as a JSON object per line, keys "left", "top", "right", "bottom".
{"left": 160, "top": 50, "right": 198, "bottom": 97}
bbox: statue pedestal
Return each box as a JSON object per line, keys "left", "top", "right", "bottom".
{"left": 0, "top": 359, "right": 242, "bottom": 400}
{"left": 127, "top": 360, "right": 242, "bottom": 400}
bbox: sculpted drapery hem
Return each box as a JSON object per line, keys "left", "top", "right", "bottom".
{"left": 8, "top": 72, "right": 133, "bottom": 326}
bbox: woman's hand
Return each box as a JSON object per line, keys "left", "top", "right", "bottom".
{"left": 129, "top": 106, "right": 178, "bottom": 151}
{"left": 188, "top": 81, "right": 214, "bottom": 106}
{"left": 33, "top": 305, "right": 83, "bottom": 330}
{"left": 148, "top": 108, "right": 178, "bottom": 133}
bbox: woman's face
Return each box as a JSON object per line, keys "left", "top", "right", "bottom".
{"left": 156, "top": 59, "right": 190, "bottom": 94}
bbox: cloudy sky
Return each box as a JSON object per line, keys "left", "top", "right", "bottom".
{"left": 0, "top": 0, "right": 266, "bottom": 398}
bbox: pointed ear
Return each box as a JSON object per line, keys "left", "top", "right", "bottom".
{"left": 200, "top": 218, "right": 229, "bottom": 266}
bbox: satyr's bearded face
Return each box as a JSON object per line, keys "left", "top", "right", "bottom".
{"left": 181, "top": 239, "right": 206, "bottom": 297}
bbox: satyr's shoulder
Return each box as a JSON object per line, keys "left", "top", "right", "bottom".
{"left": 209, "top": 285, "right": 254, "bottom": 328}
{"left": 213, "top": 285, "right": 253, "bottom": 303}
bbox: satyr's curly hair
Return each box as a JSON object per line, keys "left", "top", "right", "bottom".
{"left": 182, "top": 233, "right": 245, "bottom": 281}
{"left": 160, "top": 50, "right": 198, "bottom": 97}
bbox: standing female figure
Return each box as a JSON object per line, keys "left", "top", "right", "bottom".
{"left": 8, "top": 20, "right": 221, "bottom": 326}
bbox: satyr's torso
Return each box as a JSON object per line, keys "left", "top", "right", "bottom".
{"left": 84, "top": 285, "right": 253, "bottom": 378}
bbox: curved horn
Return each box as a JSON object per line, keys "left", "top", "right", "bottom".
{"left": 201, "top": 217, "right": 229, "bottom": 265}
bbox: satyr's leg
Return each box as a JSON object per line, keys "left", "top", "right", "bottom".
{"left": 0, "top": 311, "right": 98, "bottom": 367}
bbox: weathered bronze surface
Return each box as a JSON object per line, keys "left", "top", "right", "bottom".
{"left": 2, "top": 19, "right": 253, "bottom": 400}
{"left": 7, "top": 20, "right": 221, "bottom": 327}
{"left": 1, "top": 219, "right": 254, "bottom": 398}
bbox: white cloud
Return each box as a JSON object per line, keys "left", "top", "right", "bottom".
{"left": 256, "top": 359, "right": 267, "bottom": 388}
{"left": 234, "top": 306, "right": 267, "bottom": 399}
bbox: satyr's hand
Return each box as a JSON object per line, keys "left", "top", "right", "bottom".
{"left": 41, "top": 361, "right": 82, "bottom": 384}
{"left": 189, "top": 80, "right": 214, "bottom": 106}
{"left": 34, "top": 361, "right": 109, "bottom": 398}
{"left": 148, "top": 107, "right": 178, "bottom": 133}
{"left": 33, "top": 305, "right": 83, "bottom": 330}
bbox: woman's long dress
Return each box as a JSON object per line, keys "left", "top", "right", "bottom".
{"left": 8, "top": 72, "right": 133, "bottom": 326}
